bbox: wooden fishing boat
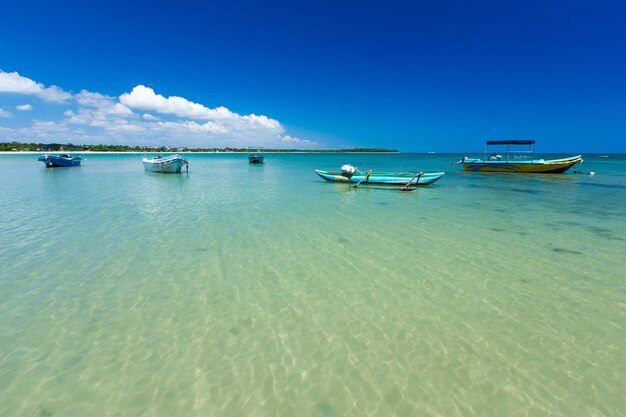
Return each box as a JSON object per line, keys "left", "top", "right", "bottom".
{"left": 248, "top": 147, "right": 264, "bottom": 164}
{"left": 452, "top": 140, "right": 583, "bottom": 173}
{"left": 314, "top": 169, "right": 445, "bottom": 186}
{"left": 142, "top": 155, "right": 188, "bottom": 173}
{"left": 38, "top": 154, "right": 82, "bottom": 167}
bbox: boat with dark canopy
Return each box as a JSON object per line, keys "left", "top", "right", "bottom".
{"left": 452, "top": 140, "right": 583, "bottom": 173}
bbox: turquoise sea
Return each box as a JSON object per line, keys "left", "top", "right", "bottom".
{"left": 0, "top": 152, "right": 624, "bottom": 417}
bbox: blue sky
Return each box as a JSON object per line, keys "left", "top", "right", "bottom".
{"left": 1, "top": 0, "right": 625, "bottom": 151}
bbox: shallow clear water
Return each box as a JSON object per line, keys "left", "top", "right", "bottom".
{"left": 1, "top": 153, "right": 624, "bottom": 417}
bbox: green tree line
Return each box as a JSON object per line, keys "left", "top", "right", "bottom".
{"left": 0, "top": 142, "right": 398, "bottom": 153}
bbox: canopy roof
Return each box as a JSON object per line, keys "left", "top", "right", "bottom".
{"left": 486, "top": 140, "right": 535, "bottom": 145}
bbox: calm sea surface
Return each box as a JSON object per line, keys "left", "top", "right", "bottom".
{"left": 1, "top": 153, "right": 624, "bottom": 417}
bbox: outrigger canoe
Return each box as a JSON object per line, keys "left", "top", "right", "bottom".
{"left": 452, "top": 140, "right": 583, "bottom": 173}
{"left": 314, "top": 169, "right": 445, "bottom": 185}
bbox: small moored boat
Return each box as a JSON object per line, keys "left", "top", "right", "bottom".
{"left": 315, "top": 165, "right": 445, "bottom": 187}
{"left": 38, "top": 154, "right": 82, "bottom": 167}
{"left": 142, "top": 155, "right": 188, "bottom": 173}
{"left": 248, "top": 147, "right": 264, "bottom": 164}
{"left": 452, "top": 140, "right": 583, "bottom": 173}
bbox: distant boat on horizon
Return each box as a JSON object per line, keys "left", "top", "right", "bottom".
{"left": 248, "top": 147, "right": 264, "bottom": 164}
{"left": 451, "top": 140, "right": 583, "bottom": 173}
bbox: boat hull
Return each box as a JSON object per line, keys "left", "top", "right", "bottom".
{"left": 248, "top": 155, "right": 264, "bottom": 163}
{"left": 462, "top": 155, "right": 583, "bottom": 173}
{"left": 38, "top": 155, "right": 82, "bottom": 167}
{"left": 142, "top": 155, "right": 188, "bottom": 173}
{"left": 314, "top": 170, "right": 445, "bottom": 185}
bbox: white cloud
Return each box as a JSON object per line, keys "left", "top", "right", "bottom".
{"left": 0, "top": 72, "right": 318, "bottom": 148}
{"left": 106, "top": 121, "right": 145, "bottom": 133}
{"left": 115, "top": 85, "right": 299, "bottom": 147}
{"left": 156, "top": 120, "right": 228, "bottom": 134}
{"left": 280, "top": 134, "right": 315, "bottom": 145}
{"left": 64, "top": 90, "right": 136, "bottom": 130}
{"left": 31, "top": 120, "right": 71, "bottom": 132}
{"left": 0, "top": 71, "right": 72, "bottom": 102}
{"left": 120, "top": 85, "right": 230, "bottom": 120}
{"left": 243, "top": 113, "right": 281, "bottom": 129}
{"left": 119, "top": 85, "right": 281, "bottom": 129}
{"left": 75, "top": 90, "right": 133, "bottom": 116}
{"left": 0, "top": 108, "right": 13, "bottom": 118}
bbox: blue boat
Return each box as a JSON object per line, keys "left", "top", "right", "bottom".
{"left": 248, "top": 147, "right": 264, "bottom": 164}
{"left": 315, "top": 164, "right": 445, "bottom": 189}
{"left": 38, "top": 154, "right": 82, "bottom": 167}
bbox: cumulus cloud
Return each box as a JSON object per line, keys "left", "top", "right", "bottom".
{"left": 76, "top": 90, "right": 133, "bottom": 116}
{"left": 120, "top": 85, "right": 232, "bottom": 120}
{"left": 280, "top": 134, "right": 315, "bottom": 145}
{"left": 119, "top": 85, "right": 281, "bottom": 129}
{"left": 115, "top": 84, "right": 299, "bottom": 147}
{"left": 156, "top": 120, "right": 228, "bottom": 134}
{"left": 0, "top": 108, "right": 13, "bottom": 118}
{"left": 0, "top": 72, "right": 318, "bottom": 148}
{"left": 0, "top": 71, "right": 72, "bottom": 102}
{"left": 63, "top": 90, "right": 136, "bottom": 130}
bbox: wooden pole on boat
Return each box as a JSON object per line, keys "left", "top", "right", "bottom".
{"left": 403, "top": 171, "right": 424, "bottom": 190}
{"left": 353, "top": 170, "right": 372, "bottom": 188}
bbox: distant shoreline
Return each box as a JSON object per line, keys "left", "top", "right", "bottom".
{"left": 1, "top": 151, "right": 622, "bottom": 155}
{"left": 0, "top": 150, "right": 401, "bottom": 155}
{"left": 0, "top": 143, "right": 399, "bottom": 154}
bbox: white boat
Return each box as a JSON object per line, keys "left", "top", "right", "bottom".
{"left": 142, "top": 155, "right": 188, "bottom": 173}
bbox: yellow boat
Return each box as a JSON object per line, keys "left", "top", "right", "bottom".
{"left": 452, "top": 140, "right": 583, "bottom": 173}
